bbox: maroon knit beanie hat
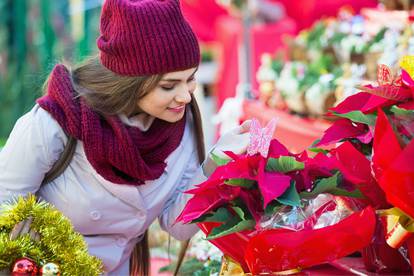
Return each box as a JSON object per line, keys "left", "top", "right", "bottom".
{"left": 97, "top": 0, "right": 200, "bottom": 76}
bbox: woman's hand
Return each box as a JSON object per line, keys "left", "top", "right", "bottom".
{"left": 9, "top": 216, "right": 40, "bottom": 242}
{"left": 203, "top": 120, "right": 251, "bottom": 176}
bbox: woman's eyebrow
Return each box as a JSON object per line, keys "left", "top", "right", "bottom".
{"left": 161, "top": 68, "right": 199, "bottom": 82}
{"left": 161, "top": 78, "right": 181, "bottom": 82}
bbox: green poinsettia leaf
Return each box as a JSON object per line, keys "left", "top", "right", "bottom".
{"left": 266, "top": 156, "right": 305, "bottom": 173}
{"left": 333, "top": 111, "right": 377, "bottom": 126}
{"left": 192, "top": 207, "right": 231, "bottom": 223}
{"left": 390, "top": 106, "right": 414, "bottom": 117}
{"left": 206, "top": 217, "right": 255, "bottom": 240}
{"left": 210, "top": 152, "right": 231, "bottom": 166}
{"left": 277, "top": 181, "right": 301, "bottom": 207}
{"left": 330, "top": 187, "right": 364, "bottom": 198}
{"left": 225, "top": 178, "right": 256, "bottom": 188}
{"left": 308, "top": 147, "right": 329, "bottom": 154}
{"left": 232, "top": 198, "right": 254, "bottom": 220}
{"left": 300, "top": 172, "right": 364, "bottom": 199}
{"left": 311, "top": 138, "right": 321, "bottom": 147}
{"left": 231, "top": 206, "right": 247, "bottom": 220}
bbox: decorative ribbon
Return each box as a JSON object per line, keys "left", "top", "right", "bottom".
{"left": 377, "top": 208, "right": 414, "bottom": 249}
{"left": 219, "top": 256, "right": 301, "bottom": 276}
{"left": 247, "top": 118, "right": 277, "bottom": 158}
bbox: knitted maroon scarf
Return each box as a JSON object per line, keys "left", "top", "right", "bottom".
{"left": 37, "top": 64, "right": 186, "bottom": 185}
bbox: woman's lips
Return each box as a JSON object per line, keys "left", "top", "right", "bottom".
{"left": 167, "top": 105, "right": 185, "bottom": 113}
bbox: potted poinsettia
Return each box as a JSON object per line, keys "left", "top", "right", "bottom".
{"left": 177, "top": 119, "right": 376, "bottom": 274}
{"left": 314, "top": 56, "right": 414, "bottom": 273}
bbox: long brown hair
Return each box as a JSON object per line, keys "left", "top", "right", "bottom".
{"left": 60, "top": 56, "right": 205, "bottom": 275}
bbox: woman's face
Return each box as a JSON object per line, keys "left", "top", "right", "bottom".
{"left": 137, "top": 67, "right": 198, "bottom": 123}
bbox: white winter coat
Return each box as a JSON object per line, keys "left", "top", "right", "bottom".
{"left": 0, "top": 105, "right": 205, "bottom": 274}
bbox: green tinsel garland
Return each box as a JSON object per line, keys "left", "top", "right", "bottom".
{"left": 0, "top": 195, "right": 103, "bottom": 275}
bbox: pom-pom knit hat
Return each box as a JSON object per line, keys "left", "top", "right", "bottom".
{"left": 97, "top": 0, "right": 200, "bottom": 76}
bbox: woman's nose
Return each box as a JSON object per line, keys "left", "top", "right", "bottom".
{"left": 175, "top": 86, "right": 193, "bottom": 104}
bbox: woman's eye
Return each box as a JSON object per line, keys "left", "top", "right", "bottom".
{"left": 161, "top": 85, "right": 175, "bottom": 91}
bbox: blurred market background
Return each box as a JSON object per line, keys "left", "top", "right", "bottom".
{"left": 1, "top": 0, "right": 414, "bottom": 274}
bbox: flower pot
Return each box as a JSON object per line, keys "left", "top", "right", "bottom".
{"left": 284, "top": 91, "right": 308, "bottom": 115}
{"left": 305, "top": 89, "right": 336, "bottom": 116}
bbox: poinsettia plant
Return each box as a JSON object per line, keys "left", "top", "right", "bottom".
{"left": 312, "top": 56, "right": 414, "bottom": 210}
{"left": 177, "top": 119, "right": 364, "bottom": 240}
{"left": 315, "top": 55, "right": 414, "bottom": 272}
{"left": 373, "top": 109, "right": 414, "bottom": 246}
{"left": 324, "top": 95, "right": 414, "bottom": 273}
{"left": 176, "top": 119, "right": 377, "bottom": 274}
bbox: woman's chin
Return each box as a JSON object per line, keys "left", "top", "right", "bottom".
{"left": 158, "top": 112, "right": 185, "bottom": 123}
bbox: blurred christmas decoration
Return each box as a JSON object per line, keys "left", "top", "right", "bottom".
{"left": 256, "top": 6, "right": 414, "bottom": 118}
{"left": 380, "top": 0, "right": 414, "bottom": 10}
{"left": 0, "top": 1, "right": 102, "bottom": 140}
{"left": 217, "top": 0, "right": 246, "bottom": 11}
{"left": 0, "top": 195, "right": 102, "bottom": 276}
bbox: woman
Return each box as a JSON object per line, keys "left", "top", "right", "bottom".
{"left": 0, "top": 0, "right": 250, "bottom": 275}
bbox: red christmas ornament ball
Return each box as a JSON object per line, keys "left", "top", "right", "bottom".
{"left": 11, "top": 257, "right": 38, "bottom": 275}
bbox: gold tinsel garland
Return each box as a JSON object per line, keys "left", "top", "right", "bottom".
{"left": 0, "top": 195, "right": 103, "bottom": 275}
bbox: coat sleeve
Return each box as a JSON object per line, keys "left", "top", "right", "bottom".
{"left": 0, "top": 105, "right": 66, "bottom": 204}
{"left": 158, "top": 150, "right": 207, "bottom": 241}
